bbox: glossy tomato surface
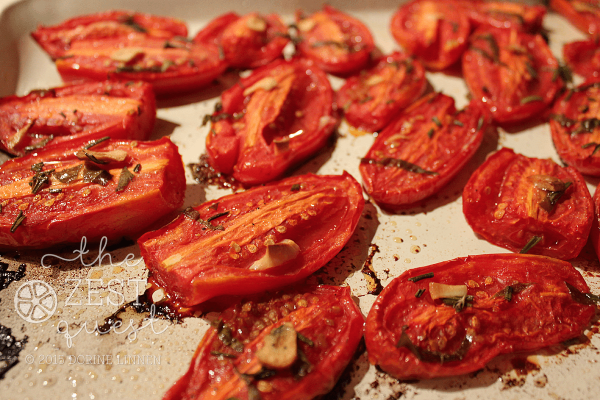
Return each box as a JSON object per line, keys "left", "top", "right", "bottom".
{"left": 295, "top": 5, "right": 375, "bottom": 75}
{"left": 359, "top": 93, "right": 485, "bottom": 209}
{"left": 592, "top": 185, "right": 600, "bottom": 259}
{"left": 463, "top": 148, "right": 593, "bottom": 259}
{"left": 335, "top": 52, "right": 427, "bottom": 133}
{"left": 463, "top": 0, "right": 546, "bottom": 32}
{"left": 564, "top": 39, "right": 600, "bottom": 80}
{"left": 138, "top": 172, "right": 364, "bottom": 307}
{"left": 551, "top": 0, "right": 600, "bottom": 37}
{"left": 463, "top": 27, "right": 563, "bottom": 124}
{"left": 205, "top": 58, "right": 336, "bottom": 186}
{"left": 0, "top": 81, "right": 155, "bottom": 156}
{"left": 366, "top": 254, "right": 596, "bottom": 380}
{"left": 163, "top": 285, "right": 364, "bottom": 400}
{"left": 0, "top": 137, "right": 185, "bottom": 248}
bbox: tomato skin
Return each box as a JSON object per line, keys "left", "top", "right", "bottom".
{"left": 564, "top": 39, "right": 600, "bottom": 80}
{"left": 592, "top": 185, "right": 600, "bottom": 259}
{"left": 138, "top": 172, "right": 364, "bottom": 307}
{"left": 463, "top": 0, "right": 546, "bottom": 32}
{"left": 366, "top": 253, "right": 596, "bottom": 380}
{"left": 206, "top": 58, "right": 336, "bottom": 186}
{"left": 163, "top": 285, "right": 364, "bottom": 400}
{"left": 335, "top": 52, "right": 427, "bottom": 133}
{"left": 551, "top": 0, "right": 600, "bottom": 37}
{"left": 462, "top": 148, "right": 593, "bottom": 260}
{"left": 295, "top": 5, "right": 375, "bottom": 75}
{"left": 463, "top": 27, "right": 562, "bottom": 124}
{"left": 359, "top": 93, "right": 485, "bottom": 209}
{"left": 0, "top": 137, "right": 185, "bottom": 249}
{"left": 391, "top": 0, "right": 470, "bottom": 71}
{"left": 0, "top": 81, "right": 155, "bottom": 156}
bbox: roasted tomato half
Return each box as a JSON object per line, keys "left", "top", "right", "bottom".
{"left": 390, "top": 0, "right": 470, "bottom": 71}
{"left": 366, "top": 254, "right": 596, "bottom": 380}
{"left": 592, "top": 185, "right": 600, "bottom": 259}
{"left": 360, "top": 93, "right": 485, "bottom": 209}
{"left": 550, "top": 80, "right": 600, "bottom": 176}
{"left": 463, "top": 0, "right": 546, "bottom": 32}
{"left": 0, "top": 137, "right": 185, "bottom": 248}
{"left": 194, "top": 12, "right": 289, "bottom": 69}
{"left": 205, "top": 58, "right": 336, "bottom": 186}
{"left": 295, "top": 5, "right": 375, "bottom": 75}
{"left": 138, "top": 172, "right": 364, "bottom": 307}
{"left": 463, "top": 27, "right": 563, "bottom": 124}
{"left": 31, "top": 10, "right": 188, "bottom": 59}
{"left": 551, "top": 0, "right": 600, "bottom": 37}
{"left": 335, "top": 52, "right": 427, "bottom": 133}
{"left": 163, "top": 285, "right": 364, "bottom": 400}
{"left": 564, "top": 39, "right": 600, "bottom": 80}
{"left": 462, "top": 148, "right": 593, "bottom": 259}
{"left": 0, "top": 81, "right": 155, "bottom": 156}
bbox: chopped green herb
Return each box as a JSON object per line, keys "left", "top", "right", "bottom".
{"left": 206, "top": 211, "right": 229, "bottom": 223}
{"left": 520, "top": 235, "right": 542, "bottom": 254}
{"left": 432, "top": 116, "right": 442, "bottom": 128}
{"left": 359, "top": 96, "right": 374, "bottom": 104}
{"left": 210, "top": 351, "right": 238, "bottom": 359}
{"left": 183, "top": 207, "right": 200, "bottom": 221}
{"left": 565, "top": 281, "right": 600, "bottom": 305}
{"left": 10, "top": 211, "right": 25, "bottom": 233}
{"left": 573, "top": 118, "right": 600, "bottom": 135}
{"left": 291, "top": 183, "right": 301, "bottom": 192}
{"left": 415, "top": 288, "right": 425, "bottom": 298}
{"left": 121, "top": 16, "right": 147, "bottom": 33}
{"left": 525, "top": 62, "right": 538, "bottom": 80}
{"left": 31, "top": 162, "right": 44, "bottom": 173}
{"left": 427, "top": 128, "right": 435, "bottom": 139}
{"left": 396, "top": 325, "right": 471, "bottom": 363}
{"left": 582, "top": 142, "right": 600, "bottom": 156}
{"left": 361, "top": 157, "right": 438, "bottom": 176}
{"left": 133, "top": 163, "right": 141, "bottom": 173}
{"left": 408, "top": 272, "right": 434, "bottom": 282}
{"left": 453, "top": 120, "right": 464, "bottom": 127}
{"left": 49, "top": 188, "right": 62, "bottom": 194}
{"left": 59, "top": 111, "right": 67, "bottom": 119}
{"left": 23, "top": 135, "right": 54, "bottom": 152}
{"left": 29, "top": 169, "right": 55, "bottom": 194}
{"left": 116, "top": 167, "right": 134, "bottom": 192}
{"left": 520, "top": 95, "right": 543, "bottom": 105}
{"left": 84, "top": 136, "right": 111, "bottom": 149}
{"left": 477, "top": 117, "right": 484, "bottom": 131}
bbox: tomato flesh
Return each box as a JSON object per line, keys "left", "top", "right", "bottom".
{"left": 464, "top": 0, "right": 546, "bottom": 32}
{"left": 564, "top": 39, "right": 600, "bottom": 80}
{"left": 551, "top": 0, "right": 600, "bottom": 37}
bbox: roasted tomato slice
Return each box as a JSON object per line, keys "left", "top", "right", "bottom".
{"left": 366, "top": 254, "right": 596, "bottom": 380}
{"left": 463, "top": 27, "right": 563, "bottom": 124}
{"left": 295, "top": 5, "right": 375, "bottom": 75}
{"left": 564, "top": 39, "right": 600, "bottom": 80}
{"left": 31, "top": 10, "right": 188, "bottom": 59}
{"left": 463, "top": 0, "right": 546, "bottom": 32}
{"left": 550, "top": 80, "right": 600, "bottom": 175}
{"left": 205, "top": 58, "right": 336, "bottom": 186}
{"left": 0, "top": 81, "right": 155, "bottom": 156}
{"left": 359, "top": 93, "right": 485, "bottom": 209}
{"left": 462, "top": 148, "right": 593, "bottom": 259}
{"left": 551, "top": 0, "right": 600, "bottom": 37}
{"left": 592, "top": 185, "right": 600, "bottom": 259}
{"left": 163, "top": 285, "right": 364, "bottom": 400}
{"left": 390, "top": 0, "right": 470, "bottom": 71}
{"left": 194, "top": 12, "right": 289, "bottom": 69}
{"left": 138, "top": 172, "right": 364, "bottom": 307}
{"left": 0, "top": 137, "right": 185, "bottom": 248}
{"left": 335, "top": 52, "right": 427, "bottom": 133}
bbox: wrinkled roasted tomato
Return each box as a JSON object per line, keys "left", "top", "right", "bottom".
{"left": 194, "top": 12, "right": 289, "bottom": 69}
{"left": 592, "top": 185, "right": 600, "bottom": 259}
{"left": 462, "top": 148, "right": 593, "bottom": 259}
{"left": 0, "top": 81, "right": 155, "bottom": 156}
{"left": 463, "top": 0, "right": 546, "bottom": 32}
{"left": 295, "top": 5, "right": 375, "bottom": 75}
{"left": 335, "top": 52, "right": 427, "bottom": 133}
{"left": 551, "top": 0, "right": 600, "bottom": 37}
{"left": 0, "top": 137, "right": 185, "bottom": 248}
{"left": 163, "top": 285, "right": 364, "bottom": 400}
{"left": 390, "top": 0, "right": 470, "bottom": 71}
{"left": 205, "top": 58, "right": 336, "bottom": 186}
{"left": 138, "top": 172, "right": 364, "bottom": 307}
{"left": 564, "top": 39, "right": 600, "bottom": 80}
{"left": 360, "top": 92, "right": 485, "bottom": 209}
{"left": 366, "top": 253, "right": 596, "bottom": 380}
{"left": 550, "top": 80, "right": 600, "bottom": 176}
{"left": 463, "top": 27, "right": 563, "bottom": 124}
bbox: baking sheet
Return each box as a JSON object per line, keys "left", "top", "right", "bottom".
{"left": 0, "top": 0, "right": 599, "bottom": 399}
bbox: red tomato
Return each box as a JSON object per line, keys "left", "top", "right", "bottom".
{"left": 31, "top": 10, "right": 188, "bottom": 59}
{"left": 138, "top": 172, "right": 364, "bottom": 307}
{"left": 564, "top": 39, "right": 600, "bottom": 79}
{"left": 295, "top": 5, "right": 375, "bottom": 75}
{"left": 359, "top": 93, "right": 485, "bottom": 209}
{"left": 463, "top": 0, "right": 546, "bottom": 32}
{"left": 390, "top": 0, "right": 470, "bottom": 71}
{"left": 550, "top": 80, "right": 600, "bottom": 176}
{"left": 194, "top": 12, "right": 289, "bottom": 69}
{"left": 463, "top": 27, "right": 563, "bottom": 124}
{"left": 205, "top": 58, "right": 337, "bottom": 186}
{"left": 462, "top": 148, "right": 593, "bottom": 259}
{"left": 366, "top": 254, "right": 596, "bottom": 380}
{"left": 0, "top": 137, "right": 185, "bottom": 248}
{"left": 551, "top": 0, "right": 600, "bottom": 37}
{"left": 591, "top": 185, "right": 600, "bottom": 258}
{"left": 335, "top": 52, "right": 427, "bottom": 133}
{"left": 0, "top": 81, "right": 155, "bottom": 156}
{"left": 163, "top": 285, "right": 364, "bottom": 400}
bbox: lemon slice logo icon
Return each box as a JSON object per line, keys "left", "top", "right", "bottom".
{"left": 14, "top": 280, "right": 57, "bottom": 323}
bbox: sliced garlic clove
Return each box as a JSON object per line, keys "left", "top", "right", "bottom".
{"left": 249, "top": 239, "right": 300, "bottom": 271}
{"left": 110, "top": 47, "right": 145, "bottom": 63}
{"left": 429, "top": 282, "right": 468, "bottom": 300}
{"left": 246, "top": 15, "right": 267, "bottom": 32}
{"left": 76, "top": 149, "right": 128, "bottom": 164}
{"left": 243, "top": 77, "right": 278, "bottom": 96}
{"left": 256, "top": 322, "right": 297, "bottom": 369}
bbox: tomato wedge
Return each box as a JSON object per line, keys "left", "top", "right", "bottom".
{"left": 463, "top": 27, "right": 563, "bottom": 124}
{"left": 564, "top": 39, "right": 600, "bottom": 80}
{"left": 138, "top": 172, "right": 364, "bottom": 307}
{"left": 295, "top": 5, "right": 375, "bottom": 75}
{"left": 194, "top": 12, "right": 289, "bottom": 69}
{"left": 205, "top": 58, "right": 336, "bottom": 186}
{"left": 462, "top": 148, "right": 593, "bottom": 260}
{"left": 551, "top": 0, "right": 600, "bottom": 37}
{"left": 0, "top": 137, "right": 185, "bottom": 248}
{"left": 335, "top": 52, "right": 427, "bottom": 133}
{"left": 366, "top": 253, "right": 597, "bottom": 380}
{"left": 463, "top": 0, "right": 546, "bottom": 32}
{"left": 591, "top": 185, "right": 600, "bottom": 259}
{"left": 359, "top": 93, "right": 485, "bottom": 209}
{"left": 390, "top": 0, "right": 470, "bottom": 71}
{"left": 163, "top": 285, "right": 364, "bottom": 400}
{"left": 0, "top": 81, "right": 155, "bottom": 156}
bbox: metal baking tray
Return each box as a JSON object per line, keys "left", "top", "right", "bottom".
{"left": 0, "top": 0, "right": 599, "bottom": 399}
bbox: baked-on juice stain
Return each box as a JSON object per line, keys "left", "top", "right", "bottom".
{"left": 0, "top": 262, "right": 26, "bottom": 290}
{"left": 0, "top": 262, "right": 28, "bottom": 379}
{"left": 361, "top": 243, "right": 383, "bottom": 295}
